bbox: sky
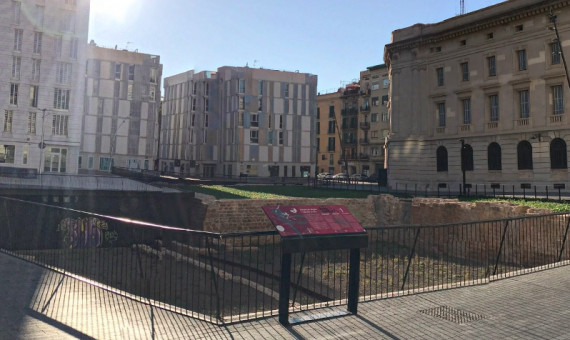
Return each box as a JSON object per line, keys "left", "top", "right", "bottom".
{"left": 88, "top": 0, "right": 504, "bottom": 94}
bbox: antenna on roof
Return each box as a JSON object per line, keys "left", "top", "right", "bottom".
{"left": 460, "top": 0, "right": 465, "bottom": 15}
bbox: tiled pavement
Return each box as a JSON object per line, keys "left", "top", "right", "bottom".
{"left": 1, "top": 251, "right": 569, "bottom": 339}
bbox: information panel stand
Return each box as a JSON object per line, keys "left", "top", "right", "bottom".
{"left": 262, "top": 205, "right": 368, "bottom": 326}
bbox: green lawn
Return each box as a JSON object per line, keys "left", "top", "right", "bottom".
{"left": 183, "top": 184, "right": 374, "bottom": 200}
{"left": 462, "top": 197, "right": 570, "bottom": 213}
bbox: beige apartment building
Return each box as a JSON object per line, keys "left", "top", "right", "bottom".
{"left": 81, "top": 43, "right": 162, "bottom": 172}
{"left": 162, "top": 67, "right": 318, "bottom": 178}
{"left": 316, "top": 90, "right": 343, "bottom": 175}
{"left": 384, "top": 0, "right": 570, "bottom": 192}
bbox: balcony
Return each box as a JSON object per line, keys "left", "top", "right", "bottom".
{"left": 360, "top": 89, "right": 371, "bottom": 97}
{"left": 341, "top": 108, "right": 359, "bottom": 116}
{"left": 550, "top": 114, "right": 564, "bottom": 125}
{"left": 360, "top": 122, "right": 370, "bottom": 130}
{"left": 360, "top": 104, "right": 370, "bottom": 112}
{"left": 359, "top": 153, "right": 370, "bottom": 160}
{"left": 487, "top": 122, "right": 498, "bottom": 129}
{"left": 436, "top": 127, "right": 445, "bottom": 134}
{"left": 359, "top": 138, "right": 369, "bottom": 144}
{"left": 460, "top": 124, "right": 471, "bottom": 132}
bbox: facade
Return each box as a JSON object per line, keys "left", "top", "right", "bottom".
{"left": 81, "top": 43, "right": 162, "bottom": 172}
{"left": 358, "top": 65, "right": 390, "bottom": 177}
{"left": 161, "top": 67, "right": 318, "bottom": 178}
{"left": 0, "top": 0, "right": 90, "bottom": 175}
{"left": 316, "top": 90, "right": 343, "bottom": 175}
{"left": 384, "top": 0, "right": 570, "bottom": 191}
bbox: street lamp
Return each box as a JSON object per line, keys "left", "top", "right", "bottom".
{"left": 38, "top": 108, "right": 52, "bottom": 175}
{"left": 460, "top": 138, "right": 466, "bottom": 196}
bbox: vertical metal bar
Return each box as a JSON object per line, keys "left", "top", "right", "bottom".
{"left": 347, "top": 248, "right": 360, "bottom": 314}
{"left": 558, "top": 215, "right": 570, "bottom": 262}
{"left": 291, "top": 252, "right": 305, "bottom": 307}
{"left": 493, "top": 220, "right": 510, "bottom": 276}
{"left": 279, "top": 253, "right": 292, "bottom": 326}
{"left": 401, "top": 227, "right": 421, "bottom": 291}
{"left": 207, "top": 237, "right": 222, "bottom": 322}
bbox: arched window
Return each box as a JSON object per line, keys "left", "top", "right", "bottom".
{"left": 436, "top": 146, "right": 448, "bottom": 172}
{"left": 517, "top": 141, "right": 533, "bottom": 170}
{"left": 488, "top": 142, "right": 502, "bottom": 170}
{"left": 461, "top": 144, "right": 474, "bottom": 171}
{"left": 550, "top": 138, "right": 567, "bottom": 169}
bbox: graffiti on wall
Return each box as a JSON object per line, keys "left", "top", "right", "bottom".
{"left": 57, "top": 217, "right": 118, "bottom": 249}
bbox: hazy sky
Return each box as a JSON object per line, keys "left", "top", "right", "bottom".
{"left": 88, "top": 0, "right": 504, "bottom": 93}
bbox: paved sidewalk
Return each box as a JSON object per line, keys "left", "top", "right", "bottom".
{"left": 1, "top": 251, "right": 569, "bottom": 339}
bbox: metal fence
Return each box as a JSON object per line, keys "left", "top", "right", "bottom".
{"left": 0, "top": 195, "right": 569, "bottom": 325}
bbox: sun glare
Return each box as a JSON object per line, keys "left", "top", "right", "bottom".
{"left": 91, "top": 0, "right": 136, "bottom": 22}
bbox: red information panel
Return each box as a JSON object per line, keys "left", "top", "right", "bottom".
{"left": 262, "top": 205, "right": 365, "bottom": 237}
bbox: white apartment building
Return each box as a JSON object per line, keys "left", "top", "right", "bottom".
{"left": 384, "top": 0, "right": 570, "bottom": 192}
{"left": 162, "top": 66, "right": 318, "bottom": 178}
{"left": 0, "top": 0, "right": 90, "bottom": 175}
{"left": 81, "top": 43, "right": 162, "bottom": 172}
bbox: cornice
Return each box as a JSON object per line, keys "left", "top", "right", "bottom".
{"left": 385, "top": 0, "right": 570, "bottom": 55}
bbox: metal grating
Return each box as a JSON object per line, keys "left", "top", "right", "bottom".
{"left": 419, "top": 306, "right": 486, "bottom": 324}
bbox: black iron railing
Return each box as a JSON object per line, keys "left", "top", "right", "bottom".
{"left": 0, "top": 195, "right": 569, "bottom": 325}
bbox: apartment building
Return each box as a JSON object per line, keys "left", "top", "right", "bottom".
{"left": 81, "top": 43, "right": 162, "bottom": 172}
{"left": 384, "top": 0, "right": 570, "bottom": 191}
{"left": 162, "top": 67, "right": 318, "bottom": 178}
{"left": 0, "top": 0, "right": 90, "bottom": 175}
{"left": 316, "top": 90, "right": 343, "bottom": 175}
{"left": 358, "top": 64, "right": 390, "bottom": 177}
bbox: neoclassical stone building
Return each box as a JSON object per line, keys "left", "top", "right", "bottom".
{"left": 384, "top": 0, "right": 570, "bottom": 192}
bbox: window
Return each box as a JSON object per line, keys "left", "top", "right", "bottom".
{"left": 489, "top": 94, "right": 499, "bottom": 121}
{"left": 44, "top": 147, "right": 67, "bottom": 173}
{"left": 192, "top": 82, "right": 197, "bottom": 95}
{"left": 35, "top": 5, "right": 44, "bottom": 27}
{"left": 258, "top": 80, "right": 263, "bottom": 95}
{"left": 552, "top": 42, "right": 561, "bottom": 65}
{"left": 436, "top": 146, "right": 448, "bottom": 172}
{"left": 61, "top": 11, "right": 75, "bottom": 32}
{"left": 32, "top": 59, "right": 41, "bottom": 82}
{"left": 553, "top": 85, "right": 564, "bottom": 115}
{"left": 150, "top": 68, "right": 157, "bottom": 84}
{"left": 487, "top": 32, "right": 494, "bottom": 39}
{"left": 10, "top": 57, "right": 21, "bottom": 82}
{"left": 127, "top": 83, "right": 133, "bottom": 100}
{"left": 251, "top": 114, "right": 258, "bottom": 127}
{"left": 436, "top": 67, "right": 444, "bottom": 86}
{"left": 52, "top": 114, "right": 69, "bottom": 136}
{"left": 10, "top": 84, "right": 18, "bottom": 106}
{"left": 279, "top": 131, "right": 283, "bottom": 145}
{"left": 382, "top": 112, "right": 389, "bottom": 122}
{"left": 191, "top": 114, "right": 195, "bottom": 126}
{"left": 328, "top": 137, "right": 335, "bottom": 151}
{"left": 14, "top": 29, "right": 22, "bottom": 51}
{"left": 0, "top": 145, "right": 15, "bottom": 164}
{"left": 383, "top": 79, "right": 389, "bottom": 88}
{"left": 149, "top": 86, "right": 156, "bottom": 100}
{"left": 461, "top": 62, "right": 469, "bottom": 81}
{"left": 550, "top": 138, "right": 567, "bottom": 169}
{"left": 258, "top": 97, "right": 262, "bottom": 111}
{"left": 329, "top": 106, "right": 335, "bottom": 118}
{"left": 22, "top": 144, "right": 28, "bottom": 164}
{"left": 316, "top": 122, "right": 320, "bottom": 133}
{"left": 517, "top": 141, "right": 533, "bottom": 170}
{"left": 69, "top": 38, "right": 78, "bottom": 59}
{"left": 517, "top": 50, "right": 527, "bottom": 71}
{"left": 53, "top": 88, "right": 70, "bottom": 110}
{"left": 437, "top": 102, "right": 446, "bottom": 127}
{"left": 128, "top": 65, "right": 135, "bottom": 81}
{"left": 283, "top": 83, "right": 289, "bottom": 97}
{"left": 371, "top": 83, "right": 380, "bottom": 90}
{"left": 204, "top": 98, "right": 209, "bottom": 111}
{"left": 460, "top": 39, "right": 466, "bottom": 46}
{"left": 13, "top": 1, "right": 21, "bottom": 24}
{"left": 238, "top": 79, "right": 245, "bottom": 93}
{"left": 462, "top": 98, "right": 471, "bottom": 124}
{"left": 488, "top": 142, "right": 502, "bottom": 170}
{"left": 56, "top": 62, "right": 72, "bottom": 84}
{"left": 192, "top": 98, "right": 196, "bottom": 111}
{"left": 33, "top": 32, "right": 42, "bottom": 54}
{"left": 515, "top": 24, "right": 523, "bottom": 32}
{"left": 30, "top": 85, "right": 38, "bottom": 107}
{"left": 519, "top": 90, "right": 529, "bottom": 118}
{"left": 372, "top": 97, "right": 379, "bottom": 106}
{"left": 28, "top": 112, "right": 36, "bottom": 134}
{"left": 461, "top": 144, "right": 474, "bottom": 171}
{"left": 381, "top": 95, "right": 389, "bottom": 106}
{"left": 4, "top": 110, "right": 13, "bottom": 133}
{"left": 115, "top": 64, "right": 122, "bottom": 80}
{"left": 238, "top": 96, "right": 245, "bottom": 110}
{"left": 328, "top": 121, "right": 335, "bottom": 134}
{"left": 371, "top": 113, "right": 378, "bottom": 122}
{"left": 250, "top": 130, "right": 258, "bottom": 143}
{"left": 54, "top": 35, "right": 62, "bottom": 57}
{"left": 487, "top": 56, "right": 496, "bottom": 77}
{"left": 279, "top": 115, "right": 283, "bottom": 129}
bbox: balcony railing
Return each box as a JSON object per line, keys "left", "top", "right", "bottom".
{"left": 360, "top": 122, "right": 370, "bottom": 130}
{"left": 360, "top": 104, "right": 370, "bottom": 112}
{"left": 359, "top": 153, "right": 369, "bottom": 160}
{"left": 360, "top": 89, "right": 371, "bottom": 96}
{"left": 359, "top": 138, "right": 369, "bottom": 144}
{"left": 341, "top": 108, "right": 359, "bottom": 116}
{"left": 550, "top": 114, "right": 564, "bottom": 124}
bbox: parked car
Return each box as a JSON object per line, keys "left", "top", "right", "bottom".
{"left": 333, "top": 172, "right": 349, "bottom": 181}
{"left": 317, "top": 172, "right": 333, "bottom": 180}
{"left": 350, "top": 173, "right": 368, "bottom": 181}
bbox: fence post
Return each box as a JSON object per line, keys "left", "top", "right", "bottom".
{"left": 207, "top": 237, "right": 222, "bottom": 322}
{"left": 401, "top": 227, "right": 421, "bottom": 291}
{"left": 492, "top": 220, "right": 510, "bottom": 276}
{"left": 558, "top": 217, "right": 570, "bottom": 262}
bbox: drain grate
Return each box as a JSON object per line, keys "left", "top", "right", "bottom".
{"left": 418, "top": 306, "right": 485, "bottom": 324}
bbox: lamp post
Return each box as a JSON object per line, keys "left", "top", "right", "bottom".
{"left": 460, "top": 138, "right": 466, "bottom": 196}
{"left": 38, "top": 108, "right": 51, "bottom": 175}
